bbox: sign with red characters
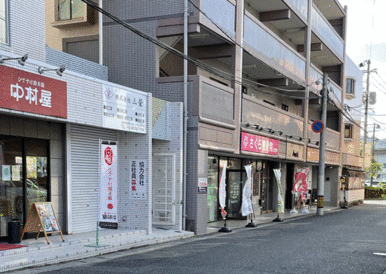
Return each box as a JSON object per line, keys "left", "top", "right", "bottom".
{"left": 241, "top": 132, "right": 279, "bottom": 155}
{"left": 0, "top": 65, "right": 67, "bottom": 118}
{"left": 100, "top": 144, "right": 118, "bottom": 229}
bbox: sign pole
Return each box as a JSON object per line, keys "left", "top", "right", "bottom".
{"left": 317, "top": 73, "right": 328, "bottom": 216}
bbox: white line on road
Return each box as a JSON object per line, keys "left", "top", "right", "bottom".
{"left": 373, "top": 252, "right": 386, "bottom": 256}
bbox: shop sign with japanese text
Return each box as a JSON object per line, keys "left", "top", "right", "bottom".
{"left": 0, "top": 66, "right": 67, "bottom": 118}
{"left": 100, "top": 144, "right": 118, "bottom": 228}
{"left": 241, "top": 132, "right": 279, "bottom": 155}
{"left": 129, "top": 159, "right": 146, "bottom": 199}
{"left": 102, "top": 85, "right": 146, "bottom": 134}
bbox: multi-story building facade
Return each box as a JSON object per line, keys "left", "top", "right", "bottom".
{"left": 341, "top": 56, "right": 365, "bottom": 205}
{"left": 45, "top": 0, "right": 362, "bottom": 235}
{"left": 0, "top": 0, "right": 185, "bottom": 242}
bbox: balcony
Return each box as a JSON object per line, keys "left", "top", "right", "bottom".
{"left": 342, "top": 153, "right": 364, "bottom": 168}
{"left": 242, "top": 94, "right": 304, "bottom": 138}
{"left": 243, "top": 13, "right": 306, "bottom": 86}
{"left": 284, "top": 0, "right": 308, "bottom": 22}
{"left": 201, "top": 0, "right": 236, "bottom": 37}
{"left": 308, "top": 122, "right": 340, "bottom": 151}
{"left": 311, "top": 5, "right": 344, "bottom": 61}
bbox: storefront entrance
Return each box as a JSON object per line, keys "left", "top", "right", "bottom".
{"left": 0, "top": 136, "right": 49, "bottom": 240}
{"left": 260, "top": 161, "right": 273, "bottom": 213}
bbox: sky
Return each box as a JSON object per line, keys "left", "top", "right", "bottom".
{"left": 338, "top": 0, "right": 386, "bottom": 140}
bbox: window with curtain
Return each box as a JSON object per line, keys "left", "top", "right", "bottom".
{"left": 0, "top": 0, "right": 7, "bottom": 44}
{"left": 58, "top": 0, "right": 84, "bottom": 21}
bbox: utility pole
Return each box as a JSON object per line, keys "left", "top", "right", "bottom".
{"left": 317, "top": 73, "right": 328, "bottom": 216}
{"left": 363, "top": 60, "right": 371, "bottom": 157}
{"left": 371, "top": 123, "right": 380, "bottom": 186}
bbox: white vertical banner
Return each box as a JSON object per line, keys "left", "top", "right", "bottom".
{"left": 273, "top": 169, "right": 285, "bottom": 214}
{"left": 100, "top": 144, "right": 118, "bottom": 227}
{"left": 219, "top": 165, "right": 227, "bottom": 209}
{"left": 130, "top": 159, "right": 147, "bottom": 199}
{"left": 241, "top": 164, "right": 253, "bottom": 216}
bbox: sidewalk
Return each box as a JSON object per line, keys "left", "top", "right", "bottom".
{"left": 0, "top": 205, "right": 340, "bottom": 273}
{"left": 0, "top": 228, "right": 194, "bottom": 273}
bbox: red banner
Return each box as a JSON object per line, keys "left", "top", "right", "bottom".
{"left": 0, "top": 66, "right": 67, "bottom": 118}
{"left": 241, "top": 132, "right": 279, "bottom": 155}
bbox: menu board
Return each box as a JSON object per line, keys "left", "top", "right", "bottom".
{"left": 253, "top": 172, "right": 260, "bottom": 196}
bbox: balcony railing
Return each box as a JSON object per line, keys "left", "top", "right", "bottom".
{"left": 308, "top": 123, "right": 340, "bottom": 151}
{"left": 342, "top": 153, "right": 364, "bottom": 168}
{"left": 284, "top": 0, "right": 308, "bottom": 21}
{"left": 242, "top": 94, "right": 304, "bottom": 138}
{"left": 244, "top": 14, "right": 306, "bottom": 84}
{"left": 202, "top": 0, "right": 235, "bottom": 36}
{"left": 311, "top": 6, "right": 344, "bottom": 60}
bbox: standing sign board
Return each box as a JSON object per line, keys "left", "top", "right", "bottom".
{"left": 129, "top": 159, "right": 147, "bottom": 199}
{"left": 100, "top": 144, "right": 118, "bottom": 229}
{"left": 21, "top": 202, "right": 64, "bottom": 244}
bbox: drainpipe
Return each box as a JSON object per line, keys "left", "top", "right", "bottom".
{"left": 182, "top": 0, "right": 188, "bottom": 230}
{"left": 99, "top": 0, "right": 103, "bottom": 65}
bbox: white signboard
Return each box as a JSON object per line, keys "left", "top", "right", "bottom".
{"left": 100, "top": 144, "right": 118, "bottom": 226}
{"left": 129, "top": 159, "right": 146, "bottom": 199}
{"left": 102, "top": 85, "right": 147, "bottom": 134}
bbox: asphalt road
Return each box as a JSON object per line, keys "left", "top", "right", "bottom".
{"left": 14, "top": 202, "right": 386, "bottom": 274}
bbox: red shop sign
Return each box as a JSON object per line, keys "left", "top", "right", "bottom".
{"left": 0, "top": 66, "right": 67, "bottom": 118}
{"left": 241, "top": 132, "right": 279, "bottom": 155}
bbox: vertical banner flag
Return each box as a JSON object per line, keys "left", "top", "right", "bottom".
{"left": 292, "top": 167, "right": 309, "bottom": 199}
{"left": 100, "top": 144, "right": 118, "bottom": 228}
{"left": 219, "top": 165, "right": 227, "bottom": 218}
{"left": 273, "top": 169, "right": 285, "bottom": 214}
{"left": 129, "top": 160, "right": 147, "bottom": 199}
{"left": 241, "top": 165, "right": 253, "bottom": 216}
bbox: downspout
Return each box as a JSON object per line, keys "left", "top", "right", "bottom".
{"left": 99, "top": 0, "right": 103, "bottom": 65}
{"left": 182, "top": 0, "right": 188, "bottom": 230}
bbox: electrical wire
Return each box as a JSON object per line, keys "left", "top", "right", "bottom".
{"left": 81, "top": 0, "right": 322, "bottom": 101}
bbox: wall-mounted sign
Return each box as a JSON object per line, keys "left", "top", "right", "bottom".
{"left": 100, "top": 144, "right": 118, "bottom": 229}
{"left": 0, "top": 66, "right": 67, "bottom": 118}
{"left": 241, "top": 132, "right": 279, "bottom": 155}
{"left": 102, "top": 85, "right": 147, "bottom": 134}
{"left": 198, "top": 178, "right": 207, "bottom": 194}
{"left": 129, "top": 159, "right": 147, "bottom": 199}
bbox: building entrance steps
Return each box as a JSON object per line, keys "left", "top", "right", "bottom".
{"left": 0, "top": 227, "right": 194, "bottom": 273}
{"left": 207, "top": 206, "right": 338, "bottom": 233}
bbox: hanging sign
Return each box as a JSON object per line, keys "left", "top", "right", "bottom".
{"left": 311, "top": 120, "right": 324, "bottom": 133}
{"left": 100, "top": 144, "right": 118, "bottom": 229}
{"left": 0, "top": 66, "right": 67, "bottom": 118}
{"left": 21, "top": 202, "right": 64, "bottom": 244}
{"left": 129, "top": 159, "right": 147, "bottom": 199}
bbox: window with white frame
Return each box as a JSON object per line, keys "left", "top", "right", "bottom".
{"left": 58, "top": 0, "right": 84, "bottom": 20}
{"left": 346, "top": 78, "right": 355, "bottom": 95}
{"left": 344, "top": 124, "right": 353, "bottom": 139}
{"left": 0, "top": 0, "right": 7, "bottom": 44}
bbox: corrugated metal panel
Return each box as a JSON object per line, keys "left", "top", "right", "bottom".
{"left": 70, "top": 124, "right": 117, "bottom": 233}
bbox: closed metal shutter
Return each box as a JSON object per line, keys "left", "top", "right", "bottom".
{"left": 70, "top": 124, "right": 117, "bottom": 233}
{"left": 152, "top": 153, "right": 176, "bottom": 226}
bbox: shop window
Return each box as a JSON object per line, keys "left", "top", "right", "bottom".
{"left": 207, "top": 156, "right": 219, "bottom": 222}
{"left": 346, "top": 78, "right": 355, "bottom": 95}
{"left": 0, "top": 0, "right": 8, "bottom": 44}
{"left": 344, "top": 124, "right": 353, "bottom": 139}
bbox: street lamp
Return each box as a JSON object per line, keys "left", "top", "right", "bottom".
{"left": 371, "top": 123, "right": 381, "bottom": 186}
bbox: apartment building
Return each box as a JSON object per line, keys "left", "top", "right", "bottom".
{"left": 0, "top": 0, "right": 185, "bottom": 242}
{"left": 341, "top": 56, "right": 365, "bottom": 206}
{"left": 45, "top": 0, "right": 363, "bottom": 235}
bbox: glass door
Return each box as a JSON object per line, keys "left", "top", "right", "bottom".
{"left": 0, "top": 138, "right": 23, "bottom": 239}
{"left": 26, "top": 139, "right": 48, "bottom": 218}
{"left": 227, "top": 171, "right": 243, "bottom": 219}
